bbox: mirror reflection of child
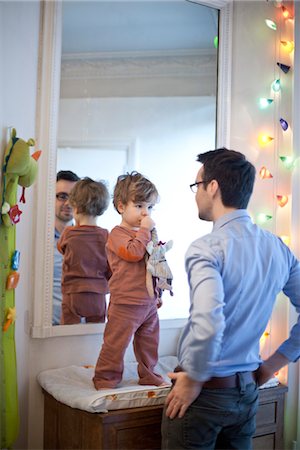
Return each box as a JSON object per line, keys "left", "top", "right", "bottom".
{"left": 93, "top": 172, "right": 167, "bottom": 389}
{"left": 57, "top": 177, "right": 111, "bottom": 325}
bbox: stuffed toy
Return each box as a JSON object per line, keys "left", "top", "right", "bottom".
{"left": 146, "top": 228, "right": 173, "bottom": 304}
{"left": 1, "top": 127, "right": 41, "bottom": 226}
{"left": 0, "top": 128, "right": 40, "bottom": 449}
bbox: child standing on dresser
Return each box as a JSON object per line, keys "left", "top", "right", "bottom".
{"left": 57, "top": 177, "right": 111, "bottom": 325}
{"left": 93, "top": 171, "right": 166, "bottom": 389}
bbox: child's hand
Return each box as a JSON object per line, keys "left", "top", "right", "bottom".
{"left": 141, "top": 216, "right": 155, "bottom": 231}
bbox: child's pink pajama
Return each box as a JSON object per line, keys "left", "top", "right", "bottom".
{"left": 93, "top": 225, "right": 165, "bottom": 389}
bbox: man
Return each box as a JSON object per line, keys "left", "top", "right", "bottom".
{"left": 53, "top": 170, "right": 80, "bottom": 325}
{"left": 161, "top": 148, "right": 300, "bottom": 449}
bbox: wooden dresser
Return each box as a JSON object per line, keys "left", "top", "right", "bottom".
{"left": 43, "top": 384, "right": 288, "bottom": 450}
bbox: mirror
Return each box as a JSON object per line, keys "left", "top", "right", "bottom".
{"left": 32, "top": 0, "right": 232, "bottom": 337}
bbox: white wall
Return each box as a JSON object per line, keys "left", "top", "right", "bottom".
{"left": 291, "top": 2, "right": 300, "bottom": 446}
{"left": 0, "top": 2, "right": 298, "bottom": 449}
{"left": 0, "top": 2, "right": 40, "bottom": 448}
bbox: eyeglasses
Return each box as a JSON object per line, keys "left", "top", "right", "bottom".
{"left": 56, "top": 192, "right": 69, "bottom": 202}
{"left": 189, "top": 181, "right": 206, "bottom": 193}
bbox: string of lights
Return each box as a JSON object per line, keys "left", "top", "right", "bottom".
{"left": 258, "top": 2, "right": 295, "bottom": 365}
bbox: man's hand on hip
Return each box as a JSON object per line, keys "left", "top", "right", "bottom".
{"left": 165, "top": 371, "right": 203, "bottom": 419}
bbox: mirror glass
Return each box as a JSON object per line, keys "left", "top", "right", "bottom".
{"left": 53, "top": 0, "right": 218, "bottom": 325}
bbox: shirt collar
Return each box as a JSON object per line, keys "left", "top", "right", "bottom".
{"left": 213, "top": 209, "right": 251, "bottom": 232}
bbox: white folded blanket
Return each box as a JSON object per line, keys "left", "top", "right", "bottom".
{"left": 37, "top": 355, "right": 279, "bottom": 414}
{"left": 37, "top": 355, "right": 177, "bottom": 413}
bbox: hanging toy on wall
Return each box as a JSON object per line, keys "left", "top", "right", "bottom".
{"left": 0, "top": 127, "right": 41, "bottom": 449}
{"left": 6, "top": 250, "right": 21, "bottom": 291}
{"left": 1, "top": 127, "right": 41, "bottom": 226}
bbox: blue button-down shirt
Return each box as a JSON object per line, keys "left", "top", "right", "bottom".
{"left": 178, "top": 210, "right": 300, "bottom": 382}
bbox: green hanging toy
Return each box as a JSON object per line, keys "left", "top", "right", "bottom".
{"left": 0, "top": 128, "right": 41, "bottom": 448}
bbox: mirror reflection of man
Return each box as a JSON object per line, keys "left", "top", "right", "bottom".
{"left": 53, "top": 170, "right": 80, "bottom": 325}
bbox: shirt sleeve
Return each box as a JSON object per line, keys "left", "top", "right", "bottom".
{"left": 178, "top": 238, "right": 226, "bottom": 382}
{"left": 57, "top": 228, "right": 70, "bottom": 255}
{"left": 277, "top": 254, "right": 300, "bottom": 362}
{"left": 108, "top": 226, "right": 151, "bottom": 262}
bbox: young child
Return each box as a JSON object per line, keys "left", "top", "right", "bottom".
{"left": 93, "top": 171, "right": 167, "bottom": 389}
{"left": 57, "top": 177, "right": 111, "bottom": 325}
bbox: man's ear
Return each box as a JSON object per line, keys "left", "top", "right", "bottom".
{"left": 209, "top": 179, "right": 220, "bottom": 197}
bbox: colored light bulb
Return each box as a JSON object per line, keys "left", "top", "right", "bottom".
{"left": 259, "top": 98, "right": 274, "bottom": 109}
{"left": 214, "top": 36, "right": 218, "bottom": 48}
{"left": 271, "top": 79, "right": 281, "bottom": 92}
{"left": 259, "top": 166, "right": 273, "bottom": 179}
{"left": 259, "top": 331, "right": 270, "bottom": 346}
{"left": 279, "top": 118, "right": 289, "bottom": 131}
{"left": 258, "top": 134, "right": 274, "bottom": 146}
{"left": 265, "top": 19, "right": 277, "bottom": 30}
{"left": 277, "top": 62, "right": 291, "bottom": 74}
{"left": 281, "top": 40, "right": 294, "bottom": 53}
{"left": 277, "top": 195, "right": 288, "bottom": 207}
{"left": 257, "top": 213, "right": 272, "bottom": 224}
{"left": 282, "top": 6, "right": 293, "bottom": 19}
{"left": 280, "top": 235, "right": 290, "bottom": 246}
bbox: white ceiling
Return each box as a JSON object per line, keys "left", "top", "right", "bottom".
{"left": 62, "top": 1, "right": 219, "bottom": 54}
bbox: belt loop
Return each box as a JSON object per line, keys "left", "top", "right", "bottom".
{"left": 237, "top": 372, "right": 246, "bottom": 393}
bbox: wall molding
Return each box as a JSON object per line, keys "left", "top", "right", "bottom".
{"left": 61, "top": 49, "right": 217, "bottom": 80}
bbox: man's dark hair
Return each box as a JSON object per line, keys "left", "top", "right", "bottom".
{"left": 56, "top": 170, "right": 80, "bottom": 183}
{"left": 197, "top": 148, "right": 256, "bottom": 209}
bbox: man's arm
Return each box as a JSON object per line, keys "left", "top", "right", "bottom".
{"left": 256, "top": 351, "right": 290, "bottom": 386}
{"left": 108, "top": 227, "right": 151, "bottom": 261}
{"left": 164, "top": 241, "right": 224, "bottom": 419}
{"left": 177, "top": 240, "right": 225, "bottom": 382}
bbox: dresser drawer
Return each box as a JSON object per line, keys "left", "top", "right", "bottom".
{"left": 253, "top": 433, "right": 275, "bottom": 449}
{"left": 256, "top": 401, "right": 276, "bottom": 426}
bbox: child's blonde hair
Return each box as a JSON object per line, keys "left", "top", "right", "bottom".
{"left": 69, "top": 177, "right": 110, "bottom": 216}
{"left": 113, "top": 171, "right": 159, "bottom": 213}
